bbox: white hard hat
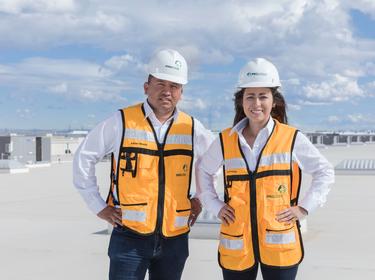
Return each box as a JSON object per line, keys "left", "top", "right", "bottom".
{"left": 147, "top": 49, "right": 188, "bottom": 85}
{"left": 237, "top": 58, "right": 281, "bottom": 88}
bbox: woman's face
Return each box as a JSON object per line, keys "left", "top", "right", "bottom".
{"left": 242, "top": 87, "right": 274, "bottom": 127}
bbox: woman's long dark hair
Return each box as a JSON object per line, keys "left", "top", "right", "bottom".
{"left": 233, "top": 88, "right": 288, "bottom": 126}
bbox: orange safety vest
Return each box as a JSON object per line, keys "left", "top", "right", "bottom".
{"left": 218, "top": 119, "right": 303, "bottom": 270}
{"left": 106, "top": 103, "right": 194, "bottom": 237}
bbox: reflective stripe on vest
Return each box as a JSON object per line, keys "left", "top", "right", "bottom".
{"left": 107, "top": 103, "right": 194, "bottom": 237}
{"left": 122, "top": 209, "right": 146, "bottom": 222}
{"left": 224, "top": 158, "right": 247, "bottom": 171}
{"left": 218, "top": 119, "right": 303, "bottom": 271}
{"left": 174, "top": 216, "right": 189, "bottom": 228}
{"left": 259, "top": 152, "right": 291, "bottom": 167}
{"left": 165, "top": 134, "right": 192, "bottom": 145}
{"left": 125, "top": 129, "right": 155, "bottom": 142}
{"left": 266, "top": 231, "right": 296, "bottom": 245}
{"left": 220, "top": 237, "right": 244, "bottom": 250}
{"left": 125, "top": 129, "right": 192, "bottom": 146}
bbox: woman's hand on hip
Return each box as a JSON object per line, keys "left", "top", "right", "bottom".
{"left": 218, "top": 204, "right": 236, "bottom": 226}
{"left": 275, "top": 206, "right": 308, "bottom": 226}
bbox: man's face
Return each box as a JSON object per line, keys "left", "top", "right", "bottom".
{"left": 144, "top": 76, "right": 183, "bottom": 115}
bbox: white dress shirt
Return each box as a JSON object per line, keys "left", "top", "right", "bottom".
{"left": 73, "top": 101, "right": 215, "bottom": 214}
{"left": 196, "top": 117, "right": 335, "bottom": 217}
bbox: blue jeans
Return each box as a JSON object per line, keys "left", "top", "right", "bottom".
{"left": 108, "top": 227, "right": 189, "bottom": 280}
{"left": 222, "top": 263, "right": 298, "bottom": 280}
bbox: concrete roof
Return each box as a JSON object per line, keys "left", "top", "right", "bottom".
{"left": 1, "top": 144, "right": 375, "bottom": 279}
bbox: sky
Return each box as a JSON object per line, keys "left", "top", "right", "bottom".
{"left": 0, "top": 0, "right": 374, "bottom": 132}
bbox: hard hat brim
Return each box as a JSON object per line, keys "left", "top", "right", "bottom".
{"left": 150, "top": 73, "right": 188, "bottom": 85}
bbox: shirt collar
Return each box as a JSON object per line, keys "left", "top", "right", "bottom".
{"left": 143, "top": 99, "right": 179, "bottom": 121}
{"left": 230, "top": 117, "right": 275, "bottom": 137}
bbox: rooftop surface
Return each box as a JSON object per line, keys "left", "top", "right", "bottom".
{"left": 1, "top": 144, "right": 375, "bottom": 279}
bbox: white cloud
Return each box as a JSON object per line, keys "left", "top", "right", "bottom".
{"left": 104, "top": 54, "right": 145, "bottom": 74}
{"left": 297, "top": 100, "right": 331, "bottom": 106}
{"left": 1, "top": 0, "right": 375, "bottom": 130}
{"left": 365, "top": 62, "right": 375, "bottom": 76}
{"left": 364, "top": 81, "right": 375, "bottom": 97}
{"left": 16, "top": 108, "right": 33, "bottom": 119}
{"left": 0, "top": 0, "right": 76, "bottom": 14}
{"left": 303, "top": 74, "right": 364, "bottom": 102}
{"left": 288, "top": 104, "right": 302, "bottom": 111}
{"left": 284, "top": 78, "right": 301, "bottom": 86}
{"left": 179, "top": 97, "right": 208, "bottom": 111}
{"left": 0, "top": 57, "right": 130, "bottom": 102}
{"left": 328, "top": 115, "right": 340, "bottom": 123}
{"left": 203, "top": 49, "right": 234, "bottom": 65}
{"left": 0, "top": 1, "right": 373, "bottom": 78}
{"left": 49, "top": 83, "right": 68, "bottom": 93}
{"left": 343, "top": 0, "right": 375, "bottom": 19}
{"left": 346, "top": 113, "right": 375, "bottom": 124}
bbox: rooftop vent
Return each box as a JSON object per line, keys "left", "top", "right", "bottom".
{"left": 335, "top": 159, "right": 375, "bottom": 175}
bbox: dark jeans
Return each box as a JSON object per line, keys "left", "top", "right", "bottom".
{"left": 108, "top": 227, "right": 189, "bottom": 280}
{"left": 222, "top": 263, "right": 298, "bottom": 280}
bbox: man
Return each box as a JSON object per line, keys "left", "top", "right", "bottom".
{"left": 73, "top": 49, "right": 214, "bottom": 280}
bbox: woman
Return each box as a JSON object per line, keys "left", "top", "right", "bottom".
{"left": 196, "top": 58, "right": 334, "bottom": 280}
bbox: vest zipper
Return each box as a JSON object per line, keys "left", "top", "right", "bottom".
{"left": 143, "top": 105, "right": 175, "bottom": 237}
{"left": 249, "top": 173, "right": 260, "bottom": 263}
{"left": 155, "top": 148, "right": 165, "bottom": 235}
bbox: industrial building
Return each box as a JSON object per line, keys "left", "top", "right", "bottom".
{"left": 0, "top": 135, "right": 51, "bottom": 164}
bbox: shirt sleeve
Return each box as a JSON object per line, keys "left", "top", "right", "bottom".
{"left": 72, "top": 112, "right": 121, "bottom": 214}
{"left": 195, "top": 136, "right": 226, "bottom": 217}
{"left": 192, "top": 118, "right": 216, "bottom": 160}
{"left": 293, "top": 132, "right": 335, "bottom": 214}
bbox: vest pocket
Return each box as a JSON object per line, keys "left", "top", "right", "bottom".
{"left": 219, "top": 223, "right": 248, "bottom": 256}
{"left": 121, "top": 195, "right": 153, "bottom": 232}
{"left": 259, "top": 202, "right": 298, "bottom": 249}
{"left": 137, "top": 154, "right": 157, "bottom": 179}
{"left": 262, "top": 225, "right": 297, "bottom": 250}
{"left": 174, "top": 208, "right": 191, "bottom": 228}
{"left": 164, "top": 198, "right": 191, "bottom": 235}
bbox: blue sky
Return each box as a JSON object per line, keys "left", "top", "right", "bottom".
{"left": 0, "top": 0, "right": 374, "bottom": 132}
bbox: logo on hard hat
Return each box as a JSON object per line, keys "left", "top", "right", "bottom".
{"left": 246, "top": 72, "right": 267, "bottom": 76}
{"left": 165, "top": 60, "right": 182, "bottom": 71}
{"left": 175, "top": 60, "right": 182, "bottom": 69}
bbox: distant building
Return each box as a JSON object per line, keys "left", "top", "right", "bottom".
{"left": 0, "top": 135, "right": 51, "bottom": 164}
{"left": 305, "top": 132, "right": 375, "bottom": 145}
{"left": 68, "top": 130, "right": 89, "bottom": 136}
{"left": 51, "top": 136, "right": 85, "bottom": 156}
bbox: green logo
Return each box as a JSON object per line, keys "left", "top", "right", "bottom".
{"left": 183, "top": 164, "right": 188, "bottom": 172}
{"left": 278, "top": 184, "right": 287, "bottom": 194}
{"left": 175, "top": 60, "right": 182, "bottom": 70}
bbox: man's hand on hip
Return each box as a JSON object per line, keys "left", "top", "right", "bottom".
{"left": 97, "top": 206, "right": 122, "bottom": 227}
{"left": 188, "top": 197, "right": 202, "bottom": 226}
